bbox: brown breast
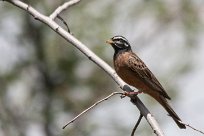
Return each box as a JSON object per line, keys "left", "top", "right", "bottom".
{"left": 114, "top": 51, "right": 149, "bottom": 91}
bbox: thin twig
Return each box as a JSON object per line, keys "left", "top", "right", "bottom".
{"left": 131, "top": 113, "right": 143, "bottom": 136}
{"left": 57, "top": 15, "right": 72, "bottom": 34}
{"left": 62, "top": 92, "right": 123, "bottom": 129}
{"left": 167, "top": 114, "right": 204, "bottom": 135}
{"left": 50, "top": 0, "right": 80, "bottom": 20}
{"left": 182, "top": 122, "right": 204, "bottom": 135}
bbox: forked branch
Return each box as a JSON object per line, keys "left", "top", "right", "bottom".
{"left": 50, "top": 0, "right": 80, "bottom": 20}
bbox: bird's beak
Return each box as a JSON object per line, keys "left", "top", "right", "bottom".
{"left": 106, "top": 39, "right": 114, "bottom": 45}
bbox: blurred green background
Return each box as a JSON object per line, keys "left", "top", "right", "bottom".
{"left": 0, "top": 0, "right": 204, "bottom": 136}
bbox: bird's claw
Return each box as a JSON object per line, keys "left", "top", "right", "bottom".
{"left": 120, "top": 91, "right": 142, "bottom": 98}
{"left": 120, "top": 94, "right": 126, "bottom": 99}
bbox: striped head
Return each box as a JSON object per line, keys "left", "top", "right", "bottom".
{"left": 106, "top": 36, "right": 131, "bottom": 52}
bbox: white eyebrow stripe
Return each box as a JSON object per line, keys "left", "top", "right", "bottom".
{"left": 112, "top": 36, "right": 127, "bottom": 41}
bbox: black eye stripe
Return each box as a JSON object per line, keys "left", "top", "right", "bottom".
{"left": 115, "top": 39, "right": 129, "bottom": 45}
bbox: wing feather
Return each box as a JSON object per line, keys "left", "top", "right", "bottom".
{"left": 127, "top": 54, "right": 171, "bottom": 99}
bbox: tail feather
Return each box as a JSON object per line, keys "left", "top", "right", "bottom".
{"left": 158, "top": 96, "right": 186, "bottom": 129}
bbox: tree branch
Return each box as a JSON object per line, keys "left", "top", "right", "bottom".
{"left": 62, "top": 92, "right": 123, "bottom": 129}
{"left": 3, "top": 0, "right": 164, "bottom": 135}
{"left": 131, "top": 95, "right": 164, "bottom": 136}
{"left": 50, "top": 0, "right": 80, "bottom": 20}
{"left": 131, "top": 113, "right": 143, "bottom": 136}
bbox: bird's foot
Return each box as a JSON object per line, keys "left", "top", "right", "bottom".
{"left": 120, "top": 91, "right": 142, "bottom": 98}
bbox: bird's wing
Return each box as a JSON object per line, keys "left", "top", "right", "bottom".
{"left": 127, "top": 54, "right": 171, "bottom": 100}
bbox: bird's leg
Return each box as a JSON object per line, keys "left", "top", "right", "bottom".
{"left": 120, "top": 91, "right": 143, "bottom": 98}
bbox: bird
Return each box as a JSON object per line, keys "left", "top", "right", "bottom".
{"left": 106, "top": 35, "right": 186, "bottom": 129}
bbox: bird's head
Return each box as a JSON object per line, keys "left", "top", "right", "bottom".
{"left": 106, "top": 36, "right": 131, "bottom": 52}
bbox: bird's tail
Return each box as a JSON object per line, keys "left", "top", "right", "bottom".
{"left": 157, "top": 96, "right": 186, "bottom": 129}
